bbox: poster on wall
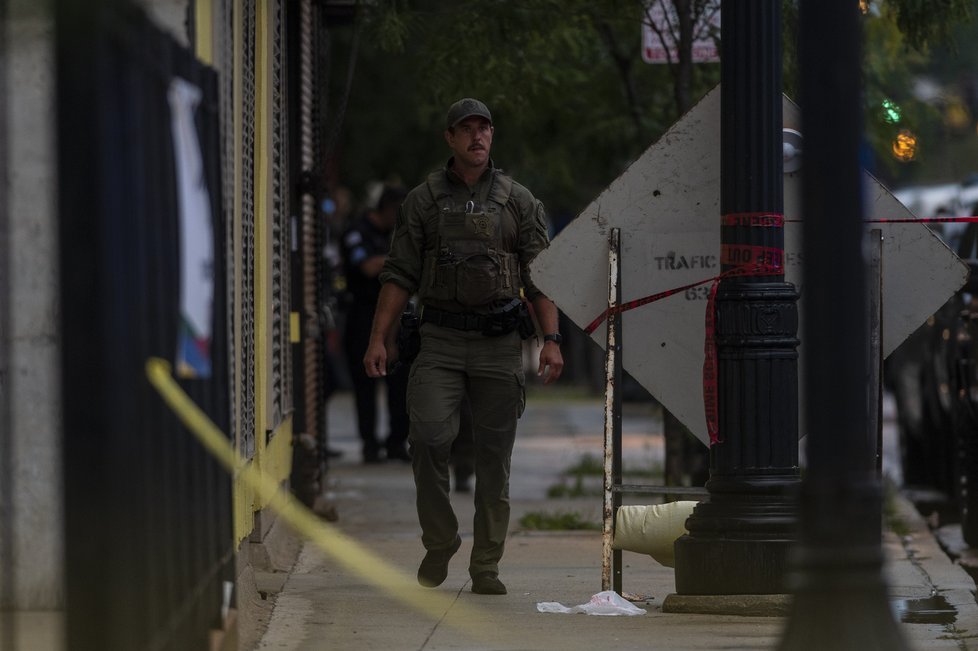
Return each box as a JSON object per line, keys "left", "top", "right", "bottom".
{"left": 169, "top": 77, "right": 215, "bottom": 378}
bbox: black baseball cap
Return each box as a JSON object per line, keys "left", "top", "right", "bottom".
{"left": 446, "top": 98, "right": 492, "bottom": 129}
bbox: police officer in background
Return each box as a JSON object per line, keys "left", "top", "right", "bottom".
{"left": 364, "top": 98, "right": 564, "bottom": 596}
{"left": 342, "top": 184, "right": 411, "bottom": 463}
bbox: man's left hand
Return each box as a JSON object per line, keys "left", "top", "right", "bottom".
{"left": 537, "top": 342, "right": 564, "bottom": 384}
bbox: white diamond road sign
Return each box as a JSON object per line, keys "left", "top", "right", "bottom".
{"left": 530, "top": 85, "right": 969, "bottom": 445}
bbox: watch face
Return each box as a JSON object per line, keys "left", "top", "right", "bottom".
{"left": 545, "top": 333, "right": 562, "bottom": 344}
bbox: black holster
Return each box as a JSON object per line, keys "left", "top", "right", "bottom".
{"left": 517, "top": 301, "right": 535, "bottom": 340}
{"left": 483, "top": 298, "right": 535, "bottom": 339}
{"left": 397, "top": 310, "right": 421, "bottom": 364}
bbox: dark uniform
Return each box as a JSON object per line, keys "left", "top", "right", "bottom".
{"left": 341, "top": 212, "right": 409, "bottom": 462}
{"left": 379, "top": 160, "right": 549, "bottom": 580}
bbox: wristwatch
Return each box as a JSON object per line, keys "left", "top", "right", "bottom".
{"left": 543, "top": 333, "right": 563, "bottom": 345}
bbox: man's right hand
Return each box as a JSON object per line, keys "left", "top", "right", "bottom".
{"left": 363, "top": 282, "right": 411, "bottom": 378}
{"left": 363, "top": 340, "right": 389, "bottom": 378}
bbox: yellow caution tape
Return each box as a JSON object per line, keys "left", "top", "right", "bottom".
{"left": 145, "top": 357, "right": 493, "bottom": 640}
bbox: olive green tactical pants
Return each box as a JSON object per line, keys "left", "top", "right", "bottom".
{"left": 406, "top": 322, "right": 525, "bottom": 578}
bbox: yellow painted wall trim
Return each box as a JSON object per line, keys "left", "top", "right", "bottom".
{"left": 231, "top": 0, "right": 254, "bottom": 541}
{"left": 257, "top": 416, "right": 292, "bottom": 510}
{"left": 233, "top": 416, "right": 291, "bottom": 542}
{"left": 290, "top": 311, "right": 300, "bottom": 343}
{"left": 233, "top": 461, "right": 255, "bottom": 543}
{"left": 254, "top": 0, "right": 273, "bottom": 443}
{"left": 194, "top": 0, "right": 214, "bottom": 65}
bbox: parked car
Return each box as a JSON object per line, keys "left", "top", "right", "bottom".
{"left": 887, "top": 217, "right": 978, "bottom": 544}
{"left": 893, "top": 181, "right": 966, "bottom": 220}
{"left": 956, "top": 173, "right": 978, "bottom": 217}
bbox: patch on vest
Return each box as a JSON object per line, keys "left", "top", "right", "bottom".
{"left": 471, "top": 214, "right": 495, "bottom": 237}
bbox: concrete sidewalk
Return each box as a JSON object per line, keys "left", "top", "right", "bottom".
{"left": 249, "top": 391, "right": 978, "bottom": 650}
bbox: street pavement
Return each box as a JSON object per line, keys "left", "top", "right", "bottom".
{"left": 247, "top": 388, "right": 978, "bottom": 650}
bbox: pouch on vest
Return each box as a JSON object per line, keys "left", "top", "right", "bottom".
{"left": 424, "top": 210, "right": 520, "bottom": 307}
{"left": 454, "top": 248, "right": 514, "bottom": 308}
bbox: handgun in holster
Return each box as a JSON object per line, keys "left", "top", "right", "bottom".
{"left": 481, "top": 298, "right": 535, "bottom": 340}
{"left": 396, "top": 309, "right": 421, "bottom": 364}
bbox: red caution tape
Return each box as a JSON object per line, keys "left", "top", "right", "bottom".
{"left": 583, "top": 278, "right": 715, "bottom": 335}
{"left": 702, "top": 277, "right": 720, "bottom": 444}
{"left": 719, "top": 243, "right": 783, "bottom": 270}
{"left": 702, "top": 240, "right": 784, "bottom": 444}
{"left": 784, "top": 215, "right": 978, "bottom": 224}
{"left": 721, "top": 212, "right": 785, "bottom": 227}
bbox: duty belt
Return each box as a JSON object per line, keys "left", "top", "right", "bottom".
{"left": 421, "top": 306, "right": 491, "bottom": 332}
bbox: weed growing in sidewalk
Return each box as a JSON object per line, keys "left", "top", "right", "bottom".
{"left": 546, "top": 453, "right": 665, "bottom": 498}
{"left": 547, "top": 475, "right": 600, "bottom": 498}
{"left": 547, "top": 454, "right": 603, "bottom": 497}
{"left": 883, "top": 476, "right": 911, "bottom": 537}
{"left": 519, "top": 510, "right": 601, "bottom": 531}
{"left": 564, "top": 454, "right": 604, "bottom": 476}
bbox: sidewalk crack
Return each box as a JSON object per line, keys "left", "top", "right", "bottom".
{"left": 417, "top": 581, "right": 470, "bottom": 650}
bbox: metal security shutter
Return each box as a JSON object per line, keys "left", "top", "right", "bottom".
{"left": 269, "top": 0, "right": 291, "bottom": 429}
{"left": 311, "top": 3, "right": 331, "bottom": 457}
{"left": 301, "top": 0, "right": 320, "bottom": 451}
{"left": 286, "top": 0, "right": 321, "bottom": 504}
{"left": 240, "top": 0, "right": 257, "bottom": 458}
{"left": 59, "top": 5, "right": 234, "bottom": 648}
{"left": 220, "top": 0, "right": 237, "bottom": 453}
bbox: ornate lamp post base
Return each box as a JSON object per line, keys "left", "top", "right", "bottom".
{"left": 675, "top": 471, "right": 799, "bottom": 595}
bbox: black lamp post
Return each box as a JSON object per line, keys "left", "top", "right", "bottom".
{"left": 673, "top": 0, "right": 801, "bottom": 595}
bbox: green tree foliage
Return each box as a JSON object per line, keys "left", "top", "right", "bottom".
{"left": 861, "top": 3, "right": 937, "bottom": 184}
{"left": 327, "top": 0, "right": 972, "bottom": 217}
{"left": 888, "top": 0, "right": 972, "bottom": 51}
{"left": 329, "top": 0, "right": 719, "bottom": 220}
{"left": 859, "top": 0, "right": 974, "bottom": 185}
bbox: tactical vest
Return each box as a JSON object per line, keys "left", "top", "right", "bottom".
{"left": 419, "top": 170, "right": 523, "bottom": 309}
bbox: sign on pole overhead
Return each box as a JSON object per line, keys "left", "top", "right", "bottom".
{"left": 642, "top": 0, "right": 721, "bottom": 64}
{"left": 530, "top": 85, "right": 969, "bottom": 446}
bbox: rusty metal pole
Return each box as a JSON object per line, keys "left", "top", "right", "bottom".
{"left": 778, "top": 1, "right": 908, "bottom": 647}
{"left": 601, "top": 228, "right": 623, "bottom": 593}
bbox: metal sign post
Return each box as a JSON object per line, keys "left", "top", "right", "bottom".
{"left": 601, "top": 228, "right": 623, "bottom": 593}
{"left": 869, "top": 229, "right": 884, "bottom": 477}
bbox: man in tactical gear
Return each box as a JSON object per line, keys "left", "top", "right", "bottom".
{"left": 364, "top": 98, "right": 564, "bottom": 596}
